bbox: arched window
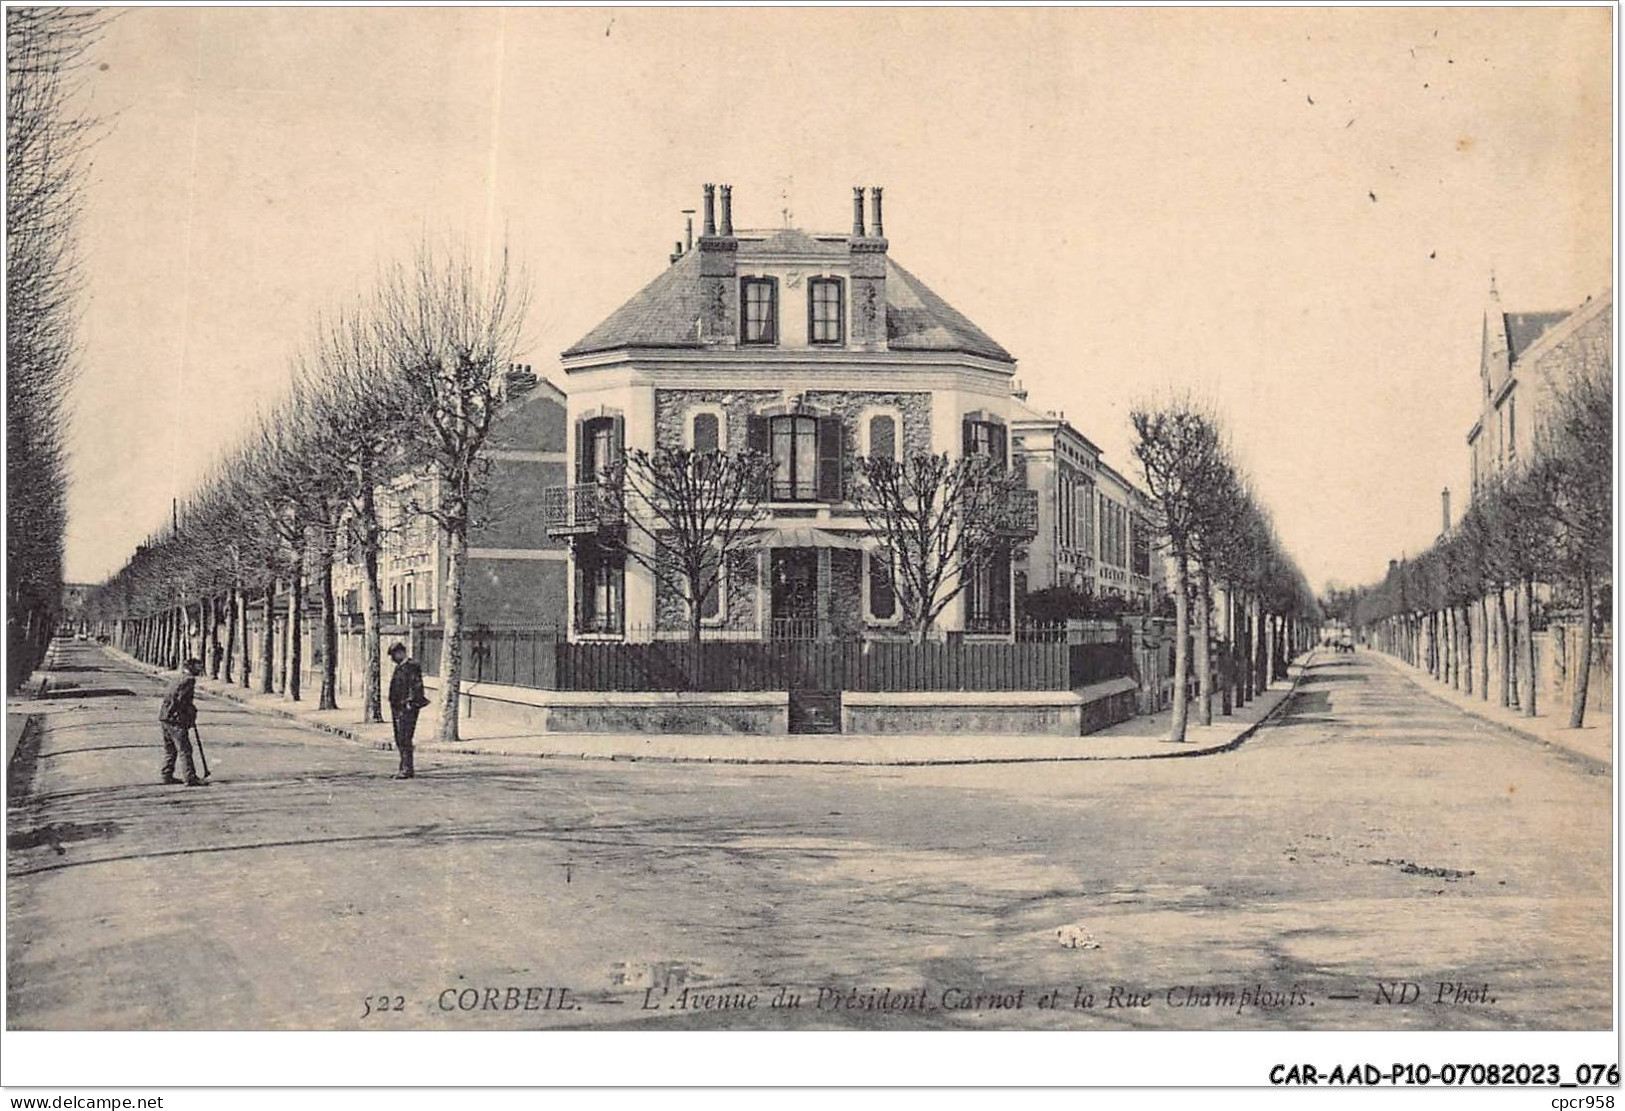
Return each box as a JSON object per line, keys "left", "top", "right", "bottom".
{"left": 865, "top": 411, "right": 898, "bottom": 461}
{"left": 687, "top": 406, "right": 726, "bottom": 452}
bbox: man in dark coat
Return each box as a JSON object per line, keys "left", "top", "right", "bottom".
{"left": 387, "top": 641, "right": 429, "bottom": 779}
{"left": 159, "top": 658, "right": 207, "bottom": 787}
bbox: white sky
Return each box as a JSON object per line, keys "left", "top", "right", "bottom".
{"left": 62, "top": 6, "right": 1614, "bottom": 589}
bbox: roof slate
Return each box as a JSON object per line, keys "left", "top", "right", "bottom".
{"left": 1505, "top": 311, "right": 1572, "bottom": 362}
{"left": 563, "top": 240, "right": 1013, "bottom": 362}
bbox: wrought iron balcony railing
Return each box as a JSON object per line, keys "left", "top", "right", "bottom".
{"left": 542, "top": 483, "right": 622, "bottom": 537}
{"left": 994, "top": 488, "right": 1040, "bottom": 539}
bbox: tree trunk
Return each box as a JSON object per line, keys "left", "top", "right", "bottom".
{"left": 1168, "top": 549, "right": 1190, "bottom": 742}
{"left": 287, "top": 566, "right": 304, "bottom": 702}
{"left": 1460, "top": 604, "right": 1472, "bottom": 695}
{"left": 438, "top": 523, "right": 468, "bottom": 743}
{"left": 1521, "top": 576, "right": 1537, "bottom": 718}
{"left": 1495, "top": 588, "right": 1511, "bottom": 708}
{"left": 1570, "top": 569, "right": 1593, "bottom": 728}
{"left": 259, "top": 583, "right": 276, "bottom": 694}
{"left": 360, "top": 476, "right": 385, "bottom": 723}
{"left": 224, "top": 587, "right": 238, "bottom": 684}
{"left": 1220, "top": 588, "right": 1234, "bottom": 716}
{"left": 1478, "top": 596, "right": 1490, "bottom": 700}
{"left": 1252, "top": 597, "right": 1266, "bottom": 699}
{"left": 1195, "top": 566, "right": 1212, "bottom": 727}
{"left": 241, "top": 587, "right": 254, "bottom": 689}
{"left": 317, "top": 540, "right": 338, "bottom": 711}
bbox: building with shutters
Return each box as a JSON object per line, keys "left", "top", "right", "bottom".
{"left": 1012, "top": 405, "right": 1164, "bottom": 612}
{"left": 332, "top": 367, "right": 570, "bottom": 636}
{"left": 548, "top": 184, "right": 1036, "bottom": 643}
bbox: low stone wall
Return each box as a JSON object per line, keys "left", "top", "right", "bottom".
{"left": 424, "top": 677, "right": 788, "bottom": 734}
{"left": 422, "top": 676, "right": 1143, "bottom": 738}
{"left": 841, "top": 679, "right": 1138, "bottom": 736}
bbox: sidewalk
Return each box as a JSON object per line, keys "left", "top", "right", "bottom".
{"left": 1363, "top": 647, "right": 1614, "bottom": 769}
{"left": 100, "top": 644, "right": 1312, "bottom": 767}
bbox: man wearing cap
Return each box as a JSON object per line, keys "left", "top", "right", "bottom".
{"left": 387, "top": 642, "right": 430, "bottom": 779}
{"left": 159, "top": 657, "right": 208, "bottom": 787}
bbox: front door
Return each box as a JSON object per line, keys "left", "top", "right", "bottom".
{"left": 770, "top": 548, "right": 818, "bottom": 639}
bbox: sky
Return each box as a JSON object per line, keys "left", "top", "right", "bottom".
{"left": 60, "top": 6, "right": 1614, "bottom": 589}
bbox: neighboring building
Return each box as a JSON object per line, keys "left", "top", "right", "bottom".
{"left": 548, "top": 183, "right": 1036, "bottom": 642}
{"left": 333, "top": 367, "right": 570, "bottom": 633}
{"left": 1467, "top": 280, "right": 1613, "bottom": 501}
{"left": 1013, "top": 403, "right": 1162, "bottom": 612}
{"left": 1011, "top": 404, "right": 1101, "bottom": 597}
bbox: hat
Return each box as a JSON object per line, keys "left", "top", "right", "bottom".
{"left": 388, "top": 641, "right": 407, "bottom": 655}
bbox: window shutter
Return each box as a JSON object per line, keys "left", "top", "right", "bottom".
{"left": 746, "top": 415, "right": 770, "bottom": 455}
{"left": 962, "top": 419, "right": 976, "bottom": 458}
{"left": 574, "top": 418, "right": 589, "bottom": 483}
{"left": 817, "top": 415, "right": 843, "bottom": 501}
{"left": 992, "top": 424, "right": 1008, "bottom": 468}
{"left": 692, "top": 412, "right": 719, "bottom": 453}
{"left": 745, "top": 416, "right": 771, "bottom": 499}
{"left": 990, "top": 550, "right": 1011, "bottom": 621}
{"left": 610, "top": 415, "right": 625, "bottom": 468}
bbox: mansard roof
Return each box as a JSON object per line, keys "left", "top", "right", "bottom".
{"left": 562, "top": 236, "right": 1013, "bottom": 363}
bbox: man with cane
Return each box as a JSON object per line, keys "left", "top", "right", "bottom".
{"left": 159, "top": 657, "right": 208, "bottom": 787}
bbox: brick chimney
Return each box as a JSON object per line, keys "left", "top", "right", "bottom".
{"left": 848, "top": 185, "right": 888, "bottom": 350}
{"left": 699, "top": 182, "right": 738, "bottom": 345}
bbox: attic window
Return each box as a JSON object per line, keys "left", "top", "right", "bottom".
{"left": 742, "top": 278, "right": 777, "bottom": 345}
{"left": 809, "top": 278, "right": 844, "bottom": 344}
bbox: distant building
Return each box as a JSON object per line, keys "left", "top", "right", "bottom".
{"left": 549, "top": 183, "right": 1036, "bottom": 641}
{"left": 1012, "top": 406, "right": 1163, "bottom": 611}
{"left": 1467, "top": 279, "right": 1613, "bottom": 500}
{"left": 332, "top": 368, "right": 570, "bottom": 633}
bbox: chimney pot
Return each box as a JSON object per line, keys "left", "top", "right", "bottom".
{"left": 683, "top": 209, "right": 695, "bottom": 252}
{"left": 702, "top": 184, "right": 717, "bottom": 236}
{"left": 870, "top": 185, "right": 884, "bottom": 238}
{"left": 719, "top": 184, "right": 733, "bottom": 236}
{"left": 852, "top": 187, "right": 866, "bottom": 237}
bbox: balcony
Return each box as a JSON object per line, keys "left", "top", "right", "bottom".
{"left": 543, "top": 484, "right": 622, "bottom": 538}
{"left": 994, "top": 489, "right": 1040, "bottom": 539}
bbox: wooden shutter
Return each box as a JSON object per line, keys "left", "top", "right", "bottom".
{"left": 746, "top": 415, "right": 770, "bottom": 455}
{"left": 746, "top": 416, "right": 770, "bottom": 498}
{"left": 962, "top": 418, "right": 976, "bottom": 458}
{"left": 574, "top": 418, "right": 589, "bottom": 483}
{"left": 610, "top": 415, "right": 625, "bottom": 467}
{"left": 817, "top": 415, "right": 843, "bottom": 501}
{"left": 992, "top": 423, "right": 1008, "bottom": 468}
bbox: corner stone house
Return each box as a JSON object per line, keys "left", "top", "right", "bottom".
{"left": 549, "top": 184, "right": 1036, "bottom": 643}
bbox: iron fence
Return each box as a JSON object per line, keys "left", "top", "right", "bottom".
{"left": 405, "top": 622, "right": 1135, "bottom": 695}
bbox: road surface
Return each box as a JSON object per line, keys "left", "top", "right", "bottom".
{"left": 6, "top": 640, "right": 1611, "bottom": 1030}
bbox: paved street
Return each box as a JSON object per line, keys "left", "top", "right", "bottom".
{"left": 6, "top": 640, "right": 1611, "bottom": 1031}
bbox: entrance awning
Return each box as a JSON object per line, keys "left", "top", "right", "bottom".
{"left": 752, "top": 525, "right": 864, "bottom": 551}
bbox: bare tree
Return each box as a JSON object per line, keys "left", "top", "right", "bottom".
{"left": 6, "top": 8, "right": 106, "bottom": 689}
{"left": 1529, "top": 364, "right": 1612, "bottom": 726}
{"left": 376, "top": 238, "right": 529, "bottom": 743}
{"left": 1131, "top": 399, "right": 1226, "bottom": 742}
{"left": 601, "top": 447, "right": 774, "bottom": 643}
{"left": 848, "top": 452, "right": 1031, "bottom": 643}
{"left": 304, "top": 301, "right": 411, "bottom": 723}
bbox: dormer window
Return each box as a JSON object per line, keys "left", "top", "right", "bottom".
{"left": 742, "top": 277, "right": 777, "bottom": 344}
{"left": 809, "top": 277, "right": 844, "bottom": 344}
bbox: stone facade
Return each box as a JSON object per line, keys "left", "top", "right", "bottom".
{"left": 653, "top": 387, "right": 933, "bottom": 464}
{"left": 802, "top": 390, "right": 932, "bottom": 462}
{"left": 653, "top": 389, "right": 780, "bottom": 452}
